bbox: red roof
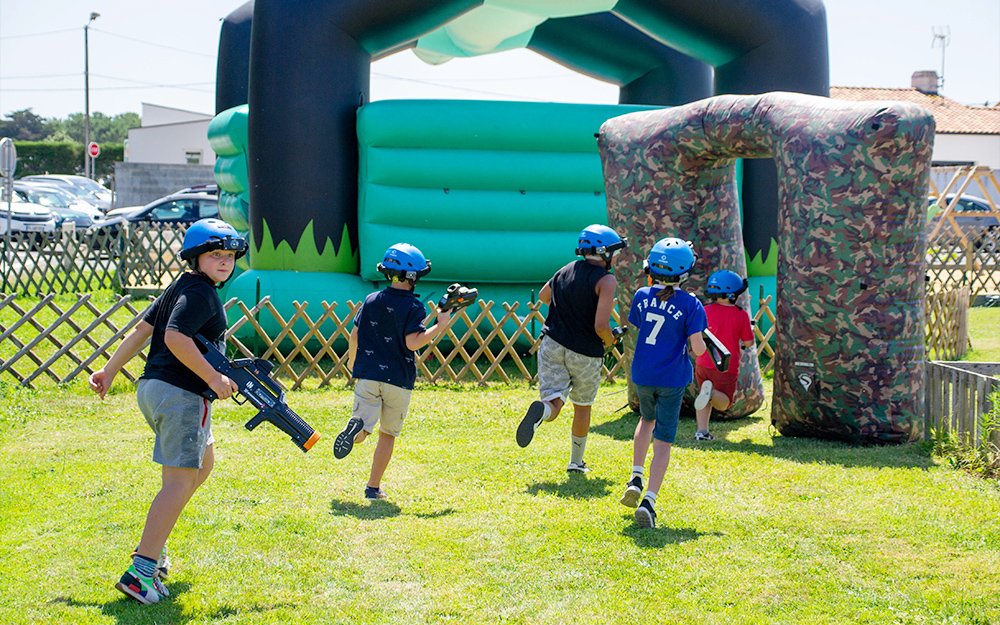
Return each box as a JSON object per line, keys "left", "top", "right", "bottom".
{"left": 830, "top": 86, "right": 1000, "bottom": 135}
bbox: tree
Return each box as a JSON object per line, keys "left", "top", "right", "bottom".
{"left": 0, "top": 108, "right": 48, "bottom": 141}
{"left": 44, "top": 111, "right": 140, "bottom": 143}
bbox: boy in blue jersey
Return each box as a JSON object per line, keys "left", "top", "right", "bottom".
{"left": 332, "top": 243, "right": 451, "bottom": 500}
{"left": 515, "top": 225, "right": 626, "bottom": 474}
{"left": 619, "top": 238, "right": 708, "bottom": 529}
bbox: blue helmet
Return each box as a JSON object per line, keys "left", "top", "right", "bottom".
{"left": 180, "top": 218, "right": 247, "bottom": 261}
{"left": 576, "top": 224, "right": 627, "bottom": 261}
{"left": 644, "top": 237, "right": 696, "bottom": 282}
{"left": 706, "top": 269, "right": 748, "bottom": 301}
{"left": 377, "top": 243, "right": 432, "bottom": 283}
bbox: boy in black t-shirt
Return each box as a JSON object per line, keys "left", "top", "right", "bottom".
{"left": 89, "top": 218, "right": 246, "bottom": 604}
{"left": 333, "top": 243, "right": 451, "bottom": 500}
{"left": 515, "top": 224, "right": 626, "bottom": 474}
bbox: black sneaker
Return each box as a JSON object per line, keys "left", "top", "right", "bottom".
{"left": 620, "top": 475, "right": 643, "bottom": 508}
{"left": 635, "top": 499, "right": 657, "bottom": 528}
{"left": 516, "top": 401, "right": 546, "bottom": 448}
{"left": 364, "top": 486, "right": 387, "bottom": 500}
{"left": 333, "top": 418, "right": 364, "bottom": 459}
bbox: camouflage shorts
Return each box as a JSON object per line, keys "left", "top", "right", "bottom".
{"left": 537, "top": 335, "right": 603, "bottom": 406}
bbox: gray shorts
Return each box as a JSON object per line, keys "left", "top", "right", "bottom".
{"left": 353, "top": 378, "right": 412, "bottom": 438}
{"left": 137, "top": 378, "right": 214, "bottom": 469}
{"left": 537, "top": 335, "right": 603, "bottom": 406}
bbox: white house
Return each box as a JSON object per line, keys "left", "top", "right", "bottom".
{"left": 831, "top": 72, "right": 1000, "bottom": 169}
{"left": 124, "top": 103, "right": 214, "bottom": 166}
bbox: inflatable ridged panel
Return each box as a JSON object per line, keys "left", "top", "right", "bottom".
{"left": 599, "top": 92, "right": 934, "bottom": 441}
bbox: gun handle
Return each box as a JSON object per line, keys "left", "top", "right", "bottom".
{"left": 245, "top": 411, "right": 267, "bottom": 431}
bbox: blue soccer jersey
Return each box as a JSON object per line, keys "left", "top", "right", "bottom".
{"left": 628, "top": 286, "right": 707, "bottom": 388}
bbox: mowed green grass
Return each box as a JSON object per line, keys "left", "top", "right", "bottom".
{"left": 1, "top": 378, "right": 999, "bottom": 625}
{"left": 966, "top": 307, "right": 1000, "bottom": 363}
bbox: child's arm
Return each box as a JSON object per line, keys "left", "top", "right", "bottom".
{"left": 89, "top": 320, "right": 154, "bottom": 399}
{"left": 163, "top": 330, "right": 238, "bottom": 400}
{"left": 593, "top": 274, "right": 618, "bottom": 348}
{"left": 405, "top": 309, "right": 452, "bottom": 351}
{"left": 538, "top": 281, "right": 552, "bottom": 306}
{"left": 347, "top": 326, "right": 358, "bottom": 374}
{"left": 688, "top": 331, "right": 708, "bottom": 357}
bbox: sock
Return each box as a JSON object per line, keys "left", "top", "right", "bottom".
{"left": 643, "top": 490, "right": 658, "bottom": 505}
{"left": 541, "top": 401, "right": 552, "bottom": 420}
{"left": 132, "top": 554, "right": 158, "bottom": 579}
{"left": 631, "top": 465, "right": 644, "bottom": 478}
{"left": 570, "top": 435, "right": 587, "bottom": 465}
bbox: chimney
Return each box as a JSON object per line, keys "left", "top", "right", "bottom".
{"left": 912, "top": 70, "right": 939, "bottom": 95}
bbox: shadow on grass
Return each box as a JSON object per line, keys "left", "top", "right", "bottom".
{"left": 594, "top": 408, "right": 934, "bottom": 470}
{"left": 526, "top": 473, "right": 614, "bottom": 499}
{"left": 54, "top": 585, "right": 293, "bottom": 623}
{"left": 330, "top": 498, "right": 401, "bottom": 519}
{"left": 622, "top": 523, "right": 711, "bottom": 548}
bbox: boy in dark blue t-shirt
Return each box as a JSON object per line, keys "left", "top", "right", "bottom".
{"left": 332, "top": 243, "right": 451, "bottom": 500}
{"left": 620, "top": 238, "right": 707, "bottom": 529}
{"left": 89, "top": 219, "right": 246, "bottom": 604}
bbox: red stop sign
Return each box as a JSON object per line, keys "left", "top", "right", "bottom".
{"left": 87, "top": 142, "right": 100, "bottom": 158}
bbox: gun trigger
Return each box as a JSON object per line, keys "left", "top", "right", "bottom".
{"left": 232, "top": 392, "right": 249, "bottom": 406}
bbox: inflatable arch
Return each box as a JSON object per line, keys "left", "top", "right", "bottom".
{"left": 210, "top": 0, "right": 829, "bottom": 314}
{"left": 599, "top": 93, "right": 935, "bottom": 443}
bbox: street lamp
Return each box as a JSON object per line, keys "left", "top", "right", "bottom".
{"left": 84, "top": 11, "right": 100, "bottom": 179}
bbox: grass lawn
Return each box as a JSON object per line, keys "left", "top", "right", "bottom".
{"left": 966, "top": 307, "right": 1000, "bottom": 363}
{"left": 1, "top": 377, "right": 999, "bottom": 625}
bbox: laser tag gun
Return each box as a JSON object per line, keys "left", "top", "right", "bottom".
{"left": 702, "top": 329, "right": 731, "bottom": 373}
{"left": 437, "top": 283, "right": 479, "bottom": 312}
{"left": 195, "top": 334, "right": 321, "bottom": 452}
{"left": 604, "top": 326, "right": 627, "bottom": 369}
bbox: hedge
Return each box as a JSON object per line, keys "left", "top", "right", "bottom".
{"left": 10, "top": 141, "right": 124, "bottom": 182}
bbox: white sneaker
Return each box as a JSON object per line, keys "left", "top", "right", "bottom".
{"left": 694, "top": 380, "right": 713, "bottom": 410}
{"left": 620, "top": 475, "right": 643, "bottom": 508}
{"left": 566, "top": 461, "right": 590, "bottom": 474}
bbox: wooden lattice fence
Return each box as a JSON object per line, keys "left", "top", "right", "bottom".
{"left": 0, "top": 222, "right": 188, "bottom": 297}
{"left": 925, "top": 286, "right": 971, "bottom": 361}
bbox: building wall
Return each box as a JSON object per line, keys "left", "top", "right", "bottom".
{"left": 933, "top": 134, "right": 1000, "bottom": 169}
{"left": 126, "top": 120, "right": 215, "bottom": 166}
{"left": 113, "top": 162, "right": 215, "bottom": 208}
{"left": 141, "top": 104, "right": 212, "bottom": 127}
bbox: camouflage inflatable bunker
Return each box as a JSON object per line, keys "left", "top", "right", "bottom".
{"left": 599, "top": 92, "right": 935, "bottom": 442}
{"left": 212, "top": 0, "right": 829, "bottom": 326}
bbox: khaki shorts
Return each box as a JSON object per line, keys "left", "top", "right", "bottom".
{"left": 353, "top": 378, "right": 412, "bottom": 438}
{"left": 137, "top": 378, "right": 214, "bottom": 469}
{"left": 537, "top": 335, "right": 603, "bottom": 406}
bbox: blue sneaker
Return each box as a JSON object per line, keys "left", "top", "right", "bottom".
{"left": 364, "top": 486, "right": 387, "bottom": 500}
{"left": 115, "top": 564, "right": 161, "bottom": 604}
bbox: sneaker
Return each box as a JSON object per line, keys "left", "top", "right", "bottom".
{"left": 334, "top": 418, "right": 364, "bottom": 459}
{"left": 620, "top": 476, "right": 643, "bottom": 508}
{"left": 566, "top": 461, "right": 590, "bottom": 474}
{"left": 152, "top": 576, "right": 170, "bottom": 598}
{"left": 516, "top": 401, "right": 546, "bottom": 448}
{"left": 364, "top": 486, "right": 387, "bottom": 500}
{"left": 635, "top": 499, "right": 657, "bottom": 529}
{"left": 695, "top": 431, "right": 715, "bottom": 441}
{"left": 694, "top": 380, "right": 713, "bottom": 411}
{"left": 115, "top": 565, "right": 161, "bottom": 605}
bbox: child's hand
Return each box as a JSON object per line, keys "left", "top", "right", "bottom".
{"left": 89, "top": 369, "right": 114, "bottom": 399}
{"left": 436, "top": 309, "right": 452, "bottom": 326}
{"left": 209, "top": 374, "right": 238, "bottom": 401}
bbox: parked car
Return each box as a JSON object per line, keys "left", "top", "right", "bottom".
{"left": 928, "top": 194, "right": 999, "bottom": 250}
{"left": 88, "top": 192, "right": 219, "bottom": 237}
{"left": 174, "top": 183, "right": 218, "bottom": 196}
{"left": 19, "top": 174, "right": 113, "bottom": 212}
{"left": 13, "top": 182, "right": 100, "bottom": 228}
{"left": 0, "top": 200, "right": 58, "bottom": 242}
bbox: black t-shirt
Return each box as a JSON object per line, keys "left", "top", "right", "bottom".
{"left": 352, "top": 287, "right": 427, "bottom": 390}
{"left": 141, "top": 272, "right": 228, "bottom": 396}
{"left": 543, "top": 260, "right": 608, "bottom": 358}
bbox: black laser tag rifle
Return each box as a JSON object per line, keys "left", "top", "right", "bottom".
{"left": 437, "top": 283, "right": 479, "bottom": 312}
{"left": 195, "top": 334, "right": 321, "bottom": 452}
{"left": 703, "top": 329, "right": 731, "bottom": 373}
{"left": 604, "top": 326, "right": 628, "bottom": 369}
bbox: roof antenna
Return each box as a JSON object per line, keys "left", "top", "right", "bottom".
{"left": 931, "top": 26, "right": 950, "bottom": 92}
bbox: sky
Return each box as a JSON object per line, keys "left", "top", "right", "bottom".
{"left": 0, "top": 0, "right": 998, "bottom": 121}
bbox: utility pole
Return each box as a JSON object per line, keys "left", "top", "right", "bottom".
{"left": 931, "top": 26, "right": 950, "bottom": 92}
{"left": 84, "top": 11, "right": 100, "bottom": 179}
